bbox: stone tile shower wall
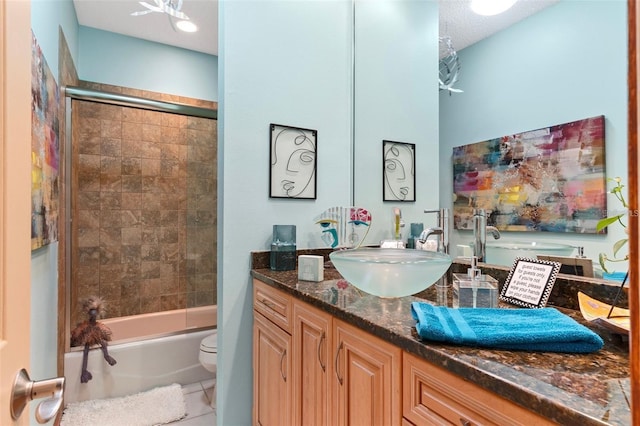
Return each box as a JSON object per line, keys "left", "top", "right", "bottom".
{"left": 71, "top": 93, "right": 217, "bottom": 326}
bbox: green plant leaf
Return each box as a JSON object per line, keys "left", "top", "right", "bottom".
{"left": 596, "top": 214, "right": 624, "bottom": 232}
{"left": 613, "top": 238, "right": 628, "bottom": 256}
{"left": 599, "top": 253, "right": 610, "bottom": 274}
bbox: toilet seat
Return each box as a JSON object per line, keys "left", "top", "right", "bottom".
{"left": 200, "top": 333, "right": 217, "bottom": 353}
{"left": 198, "top": 332, "right": 218, "bottom": 406}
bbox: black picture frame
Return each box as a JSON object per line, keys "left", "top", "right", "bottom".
{"left": 499, "top": 257, "right": 562, "bottom": 308}
{"left": 269, "top": 123, "right": 317, "bottom": 199}
{"left": 382, "top": 140, "right": 416, "bottom": 202}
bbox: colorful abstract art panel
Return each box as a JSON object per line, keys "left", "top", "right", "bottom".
{"left": 31, "top": 33, "right": 60, "bottom": 250}
{"left": 314, "top": 206, "right": 372, "bottom": 248}
{"left": 452, "top": 116, "right": 606, "bottom": 233}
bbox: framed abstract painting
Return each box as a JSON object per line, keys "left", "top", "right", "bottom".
{"left": 383, "top": 140, "right": 416, "bottom": 202}
{"left": 31, "top": 33, "right": 60, "bottom": 250}
{"left": 452, "top": 115, "right": 606, "bottom": 234}
{"left": 269, "top": 123, "right": 317, "bottom": 199}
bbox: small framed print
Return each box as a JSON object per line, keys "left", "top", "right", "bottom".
{"left": 499, "top": 257, "right": 562, "bottom": 308}
{"left": 382, "top": 140, "right": 415, "bottom": 202}
{"left": 269, "top": 123, "right": 317, "bottom": 199}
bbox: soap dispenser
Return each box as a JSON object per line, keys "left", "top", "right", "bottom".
{"left": 452, "top": 256, "right": 498, "bottom": 308}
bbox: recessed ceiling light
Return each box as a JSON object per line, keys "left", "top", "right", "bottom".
{"left": 470, "top": 0, "right": 518, "bottom": 16}
{"left": 176, "top": 20, "right": 198, "bottom": 33}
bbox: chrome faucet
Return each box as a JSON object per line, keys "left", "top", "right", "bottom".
{"left": 473, "top": 208, "right": 500, "bottom": 262}
{"left": 418, "top": 208, "right": 449, "bottom": 254}
{"left": 419, "top": 227, "right": 443, "bottom": 251}
{"left": 420, "top": 208, "right": 451, "bottom": 304}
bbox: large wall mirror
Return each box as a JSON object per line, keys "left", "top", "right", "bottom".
{"left": 352, "top": 1, "right": 440, "bottom": 247}
{"left": 353, "top": 1, "right": 629, "bottom": 283}
{"left": 353, "top": 1, "right": 638, "bottom": 419}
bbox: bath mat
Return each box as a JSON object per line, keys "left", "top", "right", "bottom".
{"left": 60, "top": 383, "right": 186, "bottom": 426}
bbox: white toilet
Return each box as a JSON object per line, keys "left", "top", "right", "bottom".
{"left": 199, "top": 331, "right": 218, "bottom": 375}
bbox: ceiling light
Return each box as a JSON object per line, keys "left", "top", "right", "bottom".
{"left": 470, "top": 0, "right": 518, "bottom": 16}
{"left": 176, "top": 20, "right": 198, "bottom": 33}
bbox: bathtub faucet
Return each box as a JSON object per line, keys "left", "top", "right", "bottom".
{"left": 418, "top": 208, "right": 449, "bottom": 254}
{"left": 473, "top": 208, "right": 500, "bottom": 262}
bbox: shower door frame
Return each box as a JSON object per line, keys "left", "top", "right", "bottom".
{"left": 61, "top": 86, "right": 217, "bottom": 354}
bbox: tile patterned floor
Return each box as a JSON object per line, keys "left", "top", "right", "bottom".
{"left": 173, "top": 379, "right": 216, "bottom": 425}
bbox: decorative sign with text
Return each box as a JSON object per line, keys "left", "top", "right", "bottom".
{"left": 499, "top": 258, "right": 561, "bottom": 308}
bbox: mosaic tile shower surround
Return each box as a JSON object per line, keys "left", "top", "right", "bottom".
{"left": 71, "top": 89, "right": 217, "bottom": 327}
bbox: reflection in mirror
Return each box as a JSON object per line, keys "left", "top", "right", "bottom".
{"left": 382, "top": 140, "right": 416, "bottom": 202}
{"left": 438, "top": 1, "right": 628, "bottom": 281}
{"left": 352, "top": 1, "right": 439, "bottom": 246}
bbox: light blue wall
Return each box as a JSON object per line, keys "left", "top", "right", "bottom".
{"left": 218, "top": 0, "right": 353, "bottom": 423}
{"left": 353, "top": 0, "right": 440, "bottom": 245}
{"left": 439, "top": 0, "right": 628, "bottom": 267}
{"left": 78, "top": 26, "right": 218, "bottom": 101}
{"left": 31, "top": 0, "right": 79, "bottom": 75}
{"left": 29, "top": 245, "right": 59, "bottom": 393}
{"left": 30, "top": 1, "right": 78, "bottom": 424}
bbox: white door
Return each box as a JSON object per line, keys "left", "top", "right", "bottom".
{"left": 1, "top": 0, "right": 34, "bottom": 424}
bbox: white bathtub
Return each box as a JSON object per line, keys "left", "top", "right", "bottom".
{"left": 64, "top": 306, "right": 216, "bottom": 404}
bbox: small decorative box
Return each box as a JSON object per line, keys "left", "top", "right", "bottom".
{"left": 298, "top": 255, "right": 324, "bottom": 282}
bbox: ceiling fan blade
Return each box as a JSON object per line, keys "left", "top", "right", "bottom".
{"left": 160, "top": 5, "right": 189, "bottom": 20}
{"left": 138, "top": 1, "right": 164, "bottom": 12}
{"left": 132, "top": 0, "right": 189, "bottom": 20}
{"left": 157, "top": 0, "right": 189, "bottom": 19}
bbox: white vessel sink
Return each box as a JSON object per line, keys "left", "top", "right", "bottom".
{"left": 329, "top": 248, "right": 452, "bottom": 298}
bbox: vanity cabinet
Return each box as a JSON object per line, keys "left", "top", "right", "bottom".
{"left": 254, "top": 278, "right": 554, "bottom": 426}
{"left": 253, "top": 279, "right": 293, "bottom": 426}
{"left": 402, "top": 352, "right": 553, "bottom": 426}
{"left": 253, "top": 278, "right": 401, "bottom": 426}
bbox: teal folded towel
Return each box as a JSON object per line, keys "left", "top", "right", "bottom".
{"left": 411, "top": 302, "right": 603, "bottom": 353}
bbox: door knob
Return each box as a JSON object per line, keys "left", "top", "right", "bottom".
{"left": 10, "top": 368, "right": 65, "bottom": 423}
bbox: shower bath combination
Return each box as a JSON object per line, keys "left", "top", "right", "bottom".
{"left": 63, "top": 84, "right": 218, "bottom": 403}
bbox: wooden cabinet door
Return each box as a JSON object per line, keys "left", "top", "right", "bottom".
{"left": 292, "top": 301, "right": 332, "bottom": 426}
{"left": 333, "top": 319, "right": 402, "bottom": 426}
{"left": 253, "top": 311, "right": 292, "bottom": 426}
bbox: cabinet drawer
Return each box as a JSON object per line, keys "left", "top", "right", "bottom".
{"left": 403, "top": 353, "right": 553, "bottom": 426}
{"left": 253, "top": 279, "right": 292, "bottom": 333}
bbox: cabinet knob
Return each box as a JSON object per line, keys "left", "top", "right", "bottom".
{"left": 459, "top": 418, "right": 472, "bottom": 426}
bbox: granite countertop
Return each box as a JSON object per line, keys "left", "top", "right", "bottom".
{"left": 251, "top": 250, "right": 631, "bottom": 426}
